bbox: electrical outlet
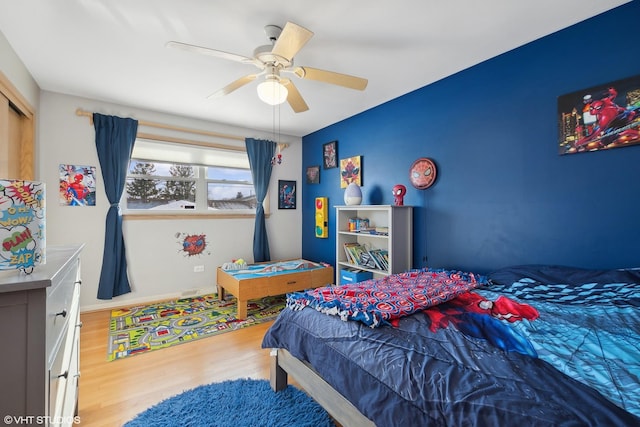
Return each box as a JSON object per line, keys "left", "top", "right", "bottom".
{"left": 194, "top": 265, "right": 205, "bottom": 273}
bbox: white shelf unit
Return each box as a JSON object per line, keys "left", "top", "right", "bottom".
{"left": 335, "top": 205, "right": 413, "bottom": 285}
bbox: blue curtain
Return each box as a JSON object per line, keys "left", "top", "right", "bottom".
{"left": 94, "top": 113, "right": 138, "bottom": 299}
{"left": 245, "top": 138, "right": 276, "bottom": 262}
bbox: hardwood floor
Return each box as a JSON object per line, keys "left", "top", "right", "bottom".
{"left": 78, "top": 309, "right": 277, "bottom": 426}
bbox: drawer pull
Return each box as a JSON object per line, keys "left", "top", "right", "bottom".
{"left": 77, "top": 321, "right": 83, "bottom": 328}
{"left": 287, "top": 281, "right": 297, "bottom": 284}
{"left": 75, "top": 280, "right": 82, "bottom": 285}
{"left": 57, "top": 371, "right": 68, "bottom": 379}
{"left": 56, "top": 309, "right": 67, "bottom": 318}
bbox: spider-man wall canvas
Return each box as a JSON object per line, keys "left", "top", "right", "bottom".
{"left": 558, "top": 74, "right": 640, "bottom": 154}
{"left": 59, "top": 164, "right": 97, "bottom": 206}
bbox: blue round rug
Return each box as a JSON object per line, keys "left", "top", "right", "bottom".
{"left": 124, "top": 378, "right": 334, "bottom": 427}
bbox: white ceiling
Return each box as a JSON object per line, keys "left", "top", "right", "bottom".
{"left": 0, "top": 0, "right": 629, "bottom": 137}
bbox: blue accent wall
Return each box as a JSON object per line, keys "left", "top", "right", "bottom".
{"left": 301, "top": 2, "right": 640, "bottom": 274}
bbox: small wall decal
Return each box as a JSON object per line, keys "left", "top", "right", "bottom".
{"left": 176, "top": 232, "right": 211, "bottom": 257}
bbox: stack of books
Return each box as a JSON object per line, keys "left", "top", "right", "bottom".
{"left": 343, "top": 243, "right": 388, "bottom": 271}
{"left": 368, "top": 249, "right": 389, "bottom": 270}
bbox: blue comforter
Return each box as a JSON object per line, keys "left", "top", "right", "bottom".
{"left": 262, "top": 265, "right": 640, "bottom": 426}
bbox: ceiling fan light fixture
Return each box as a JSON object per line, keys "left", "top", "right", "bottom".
{"left": 257, "top": 79, "right": 288, "bottom": 105}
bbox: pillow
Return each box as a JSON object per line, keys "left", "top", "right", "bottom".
{"left": 488, "top": 264, "right": 640, "bottom": 286}
{"left": 486, "top": 265, "right": 640, "bottom": 308}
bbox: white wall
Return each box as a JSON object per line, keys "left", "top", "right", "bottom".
{"left": 38, "top": 91, "right": 303, "bottom": 311}
{"left": 0, "top": 30, "right": 39, "bottom": 109}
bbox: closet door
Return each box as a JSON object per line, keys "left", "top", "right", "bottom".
{"left": 0, "top": 94, "right": 24, "bottom": 179}
{"left": 0, "top": 74, "right": 34, "bottom": 181}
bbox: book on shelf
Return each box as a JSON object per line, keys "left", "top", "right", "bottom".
{"left": 374, "top": 226, "right": 389, "bottom": 235}
{"left": 355, "top": 228, "right": 378, "bottom": 234}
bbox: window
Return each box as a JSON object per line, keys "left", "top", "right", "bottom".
{"left": 123, "top": 138, "right": 260, "bottom": 216}
{"left": 207, "top": 166, "right": 256, "bottom": 210}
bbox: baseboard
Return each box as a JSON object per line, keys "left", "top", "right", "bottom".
{"left": 80, "top": 287, "right": 217, "bottom": 313}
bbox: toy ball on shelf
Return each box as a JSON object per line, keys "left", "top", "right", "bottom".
{"left": 392, "top": 184, "right": 406, "bottom": 206}
{"left": 344, "top": 182, "right": 362, "bottom": 205}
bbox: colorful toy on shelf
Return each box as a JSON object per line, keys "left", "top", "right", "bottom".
{"left": 392, "top": 184, "right": 406, "bottom": 206}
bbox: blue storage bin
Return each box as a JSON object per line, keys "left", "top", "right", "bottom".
{"left": 340, "top": 268, "right": 373, "bottom": 284}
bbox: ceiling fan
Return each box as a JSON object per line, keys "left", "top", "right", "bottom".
{"left": 166, "top": 21, "right": 368, "bottom": 113}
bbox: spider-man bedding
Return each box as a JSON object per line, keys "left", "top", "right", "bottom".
{"left": 262, "top": 266, "right": 640, "bottom": 426}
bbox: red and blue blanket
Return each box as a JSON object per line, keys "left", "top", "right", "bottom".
{"left": 287, "top": 268, "right": 487, "bottom": 327}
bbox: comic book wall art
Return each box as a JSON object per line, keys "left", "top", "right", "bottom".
{"left": 0, "top": 180, "right": 45, "bottom": 271}
{"left": 323, "top": 141, "right": 338, "bottom": 169}
{"left": 558, "top": 74, "right": 640, "bottom": 155}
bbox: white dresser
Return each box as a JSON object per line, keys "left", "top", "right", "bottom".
{"left": 0, "top": 245, "right": 83, "bottom": 426}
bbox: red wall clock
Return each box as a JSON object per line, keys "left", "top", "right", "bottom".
{"left": 409, "top": 157, "right": 437, "bottom": 189}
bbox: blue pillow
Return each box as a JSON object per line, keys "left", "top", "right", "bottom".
{"left": 488, "top": 264, "right": 640, "bottom": 286}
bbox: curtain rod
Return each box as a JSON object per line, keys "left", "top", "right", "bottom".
{"left": 75, "top": 108, "right": 289, "bottom": 151}
{"left": 76, "top": 108, "right": 243, "bottom": 141}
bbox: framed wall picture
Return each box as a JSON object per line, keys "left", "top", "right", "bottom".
{"left": 59, "top": 164, "right": 97, "bottom": 206}
{"left": 558, "top": 74, "right": 640, "bottom": 155}
{"left": 323, "top": 140, "right": 338, "bottom": 169}
{"left": 340, "top": 155, "right": 362, "bottom": 188}
{"left": 278, "top": 180, "right": 296, "bottom": 209}
{"left": 306, "top": 165, "right": 320, "bottom": 184}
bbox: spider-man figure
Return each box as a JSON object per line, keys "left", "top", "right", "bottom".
{"left": 66, "top": 173, "right": 90, "bottom": 205}
{"left": 575, "top": 87, "right": 639, "bottom": 149}
{"left": 392, "top": 184, "right": 406, "bottom": 206}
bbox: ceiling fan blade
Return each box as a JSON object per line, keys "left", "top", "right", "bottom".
{"left": 271, "top": 22, "right": 314, "bottom": 62}
{"left": 281, "top": 79, "right": 309, "bottom": 113}
{"left": 294, "top": 66, "right": 368, "bottom": 91}
{"left": 166, "top": 41, "right": 260, "bottom": 66}
{"left": 207, "top": 74, "right": 258, "bottom": 99}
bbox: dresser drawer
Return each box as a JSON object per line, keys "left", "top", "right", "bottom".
{"left": 49, "top": 282, "right": 80, "bottom": 425}
{"left": 46, "top": 257, "right": 80, "bottom": 360}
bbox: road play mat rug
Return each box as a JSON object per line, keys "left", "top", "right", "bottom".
{"left": 108, "top": 293, "right": 285, "bottom": 361}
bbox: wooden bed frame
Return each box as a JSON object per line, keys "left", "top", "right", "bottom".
{"left": 216, "top": 260, "right": 333, "bottom": 319}
{"left": 269, "top": 348, "right": 375, "bottom": 427}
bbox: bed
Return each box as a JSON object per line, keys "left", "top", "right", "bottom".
{"left": 216, "top": 258, "right": 333, "bottom": 319}
{"left": 262, "top": 265, "right": 640, "bottom": 426}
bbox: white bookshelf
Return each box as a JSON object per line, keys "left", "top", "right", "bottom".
{"left": 335, "top": 205, "right": 413, "bottom": 285}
